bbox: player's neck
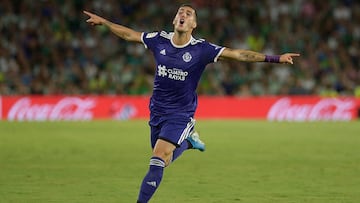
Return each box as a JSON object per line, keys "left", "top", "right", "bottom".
{"left": 172, "top": 31, "right": 192, "bottom": 46}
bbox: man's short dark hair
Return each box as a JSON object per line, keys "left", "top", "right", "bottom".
{"left": 179, "top": 4, "right": 197, "bottom": 17}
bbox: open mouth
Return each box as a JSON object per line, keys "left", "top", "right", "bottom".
{"left": 180, "top": 19, "right": 185, "bottom": 25}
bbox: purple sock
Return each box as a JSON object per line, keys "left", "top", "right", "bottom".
{"left": 172, "top": 140, "right": 190, "bottom": 162}
{"left": 137, "top": 157, "right": 165, "bottom": 203}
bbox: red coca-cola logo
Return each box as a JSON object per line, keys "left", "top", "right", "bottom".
{"left": 7, "top": 97, "right": 96, "bottom": 121}
{"left": 267, "top": 97, "right": 355, "bottom": 121}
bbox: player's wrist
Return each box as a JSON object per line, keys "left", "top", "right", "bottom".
{"left": 264, "top": 55, "right": 280, "bottom": 63}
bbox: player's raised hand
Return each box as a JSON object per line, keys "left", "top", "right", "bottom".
{"left": 280, "top": 53, "right": 300, "bottom": 64}
{"left": 83, "top": 11, "right": 106, "bottom": 26}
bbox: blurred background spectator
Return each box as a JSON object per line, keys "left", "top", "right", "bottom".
{"left": 0, "top": 0, "right": 359, "bottom": 96}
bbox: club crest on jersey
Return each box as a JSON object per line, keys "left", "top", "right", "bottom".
{"left": 182, "top": 52, "right": 192, "bottom": 62}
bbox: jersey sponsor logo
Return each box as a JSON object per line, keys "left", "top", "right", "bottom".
{"left": 145, "top": 32, "right": 158, "bottom": 38}
{"left": 157, "top": 65, "right": 188, "bottom": 81}
{"left": 158, "top": 65, "right": 168, "bottom": 77}
{"left": 182, "top": 52, "right": 192, "bottom": 62}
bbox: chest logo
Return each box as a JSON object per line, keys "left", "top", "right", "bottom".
{"left": 160, "top": 49, "right": 166, "bottom": 55}
{"left": 157, "top": 65, "right": 188, "bottom": 81}
{"left": 182, "top": 52, "right": 192, "bottom": 62}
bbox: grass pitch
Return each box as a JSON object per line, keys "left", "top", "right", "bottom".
{"left": 1, "top": 120, "right": 360, "bottom": 203}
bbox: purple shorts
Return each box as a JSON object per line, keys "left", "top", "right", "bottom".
{"left": 149, "top": 114, "right": 195, "bottom": 148}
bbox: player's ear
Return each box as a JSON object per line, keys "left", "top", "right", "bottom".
{"left": 192, "top": 21, "right": 197, "bottom": 29}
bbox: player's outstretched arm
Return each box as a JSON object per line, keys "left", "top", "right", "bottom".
{"left": 83, "top": 10, "right": 142, "bottom": 43}
{"left": 219, "top": 48, "right": 300, "bottom": 64}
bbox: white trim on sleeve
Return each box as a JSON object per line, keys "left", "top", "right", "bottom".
{"left": 214, "top": 47, "right": 225, "bottom": 62}
{"left": 141, "top": 32, "right": 148, "bottom": 49}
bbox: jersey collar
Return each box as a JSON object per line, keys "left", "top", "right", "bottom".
{"left": 170, "top": 32, "right": 193, "bottom": 48}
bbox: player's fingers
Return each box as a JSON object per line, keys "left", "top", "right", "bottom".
{"left": 288, "top": 53, "right": 300, "bottom": 57}
{"left": 283, "top": 55, "right": 293, "bottom": 64}
{"left": 83, "top": 10, "right": 92, "bottom": 16}
{"left": 84, "top": 11, "right": 97, "bottom": 20}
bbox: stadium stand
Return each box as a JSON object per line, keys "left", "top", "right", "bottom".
{"left": 0, "top": 0, "right": 359, "bottom": 96}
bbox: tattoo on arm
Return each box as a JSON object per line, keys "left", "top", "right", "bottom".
{"left": 238, "top": 50, "right": 265, "bottom": 62}
{"left": 219, "top": 48, "right": 266, "bottom": 62}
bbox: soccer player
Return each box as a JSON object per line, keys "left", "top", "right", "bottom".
{"left": 84, "top": 4, "right": 299, "bottom": 203}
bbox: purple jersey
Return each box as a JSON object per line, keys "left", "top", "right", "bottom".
{"left": 142, "top": 31, "right": 225, "bottom": 116}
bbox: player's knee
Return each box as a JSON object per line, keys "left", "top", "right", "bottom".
{"left": 153, "top": 149, "right": 172, "bottom": 166}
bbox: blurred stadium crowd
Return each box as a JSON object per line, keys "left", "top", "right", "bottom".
{"left": 0, "top": 0, "right": 359, "bottom": 96}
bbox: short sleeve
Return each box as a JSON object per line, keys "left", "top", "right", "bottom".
{"left": 141, "top": 31, "right": 160, "bottom": 50}
{"left": 201, "top": 41, "right": 225, "bottom": 64}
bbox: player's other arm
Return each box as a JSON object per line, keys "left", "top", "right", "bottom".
{"left": 83, "top": 10, "right": 142, "bottom": 43}
{"left": 219, "top": 48, "right": 300, "bottom": 64}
